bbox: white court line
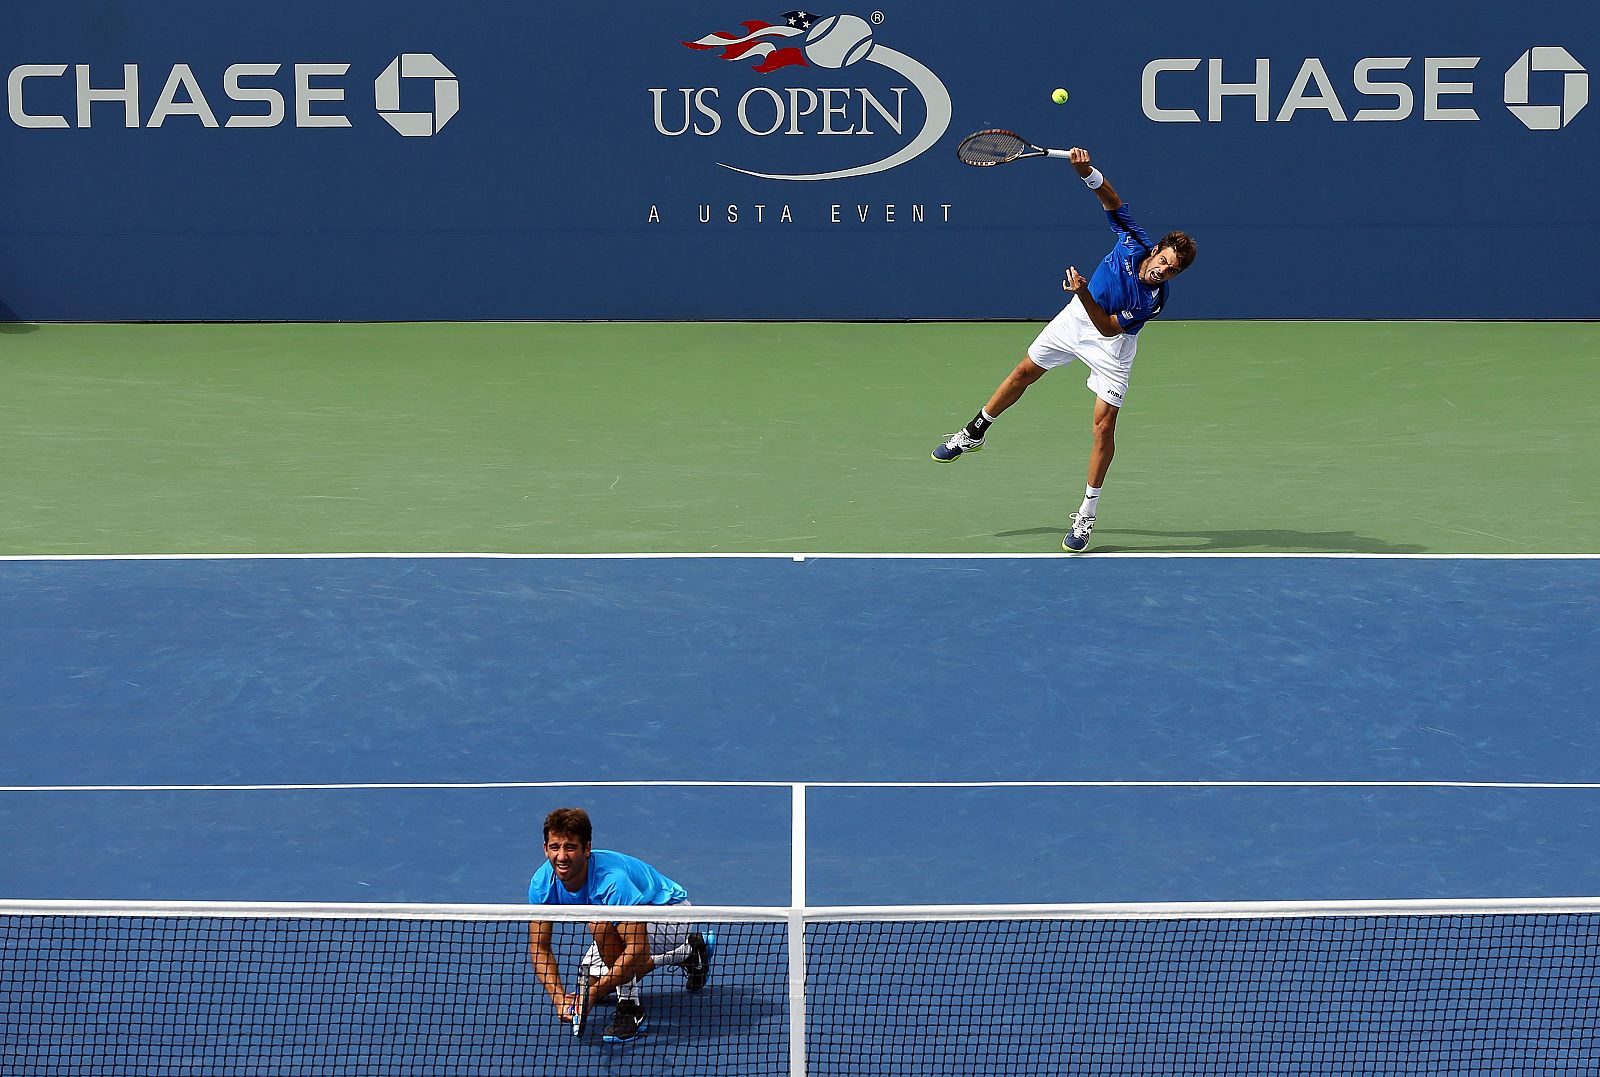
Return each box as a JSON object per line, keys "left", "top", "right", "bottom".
{"left": 5, "top": 780, "right": 1600, "bottom": 793}
{"left": 1, "top": 552, "right": 1598, "bottom": 562}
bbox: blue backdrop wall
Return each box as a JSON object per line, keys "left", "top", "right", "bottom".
{"left": 2, "top": 1, "right": 1595, "bottom": 321}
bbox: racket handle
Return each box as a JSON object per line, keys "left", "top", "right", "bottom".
{"left": 1045, "top": 149, "right": 1072, "bottom": 158}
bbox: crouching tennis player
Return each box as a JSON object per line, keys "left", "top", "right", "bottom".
{"left": 932, "top": 146, "right": 1196, "bottom": 553}
{"left": 528, "top": 807, "right": 712, "bottom": 1043}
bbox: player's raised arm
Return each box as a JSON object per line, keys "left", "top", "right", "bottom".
{"left": 1068, "top": 148, "right": 1122, "bottom": 211}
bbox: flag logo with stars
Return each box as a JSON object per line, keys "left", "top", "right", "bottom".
{"left": 682, "top": 12, "right": 819, "bottom": 74}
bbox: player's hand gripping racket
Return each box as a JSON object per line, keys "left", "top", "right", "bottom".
{"left": 956, "top": 129, "right": 1073, "bottom": 166}
{"left": 570, "top": 977, "right": 590, "bottom": 1037}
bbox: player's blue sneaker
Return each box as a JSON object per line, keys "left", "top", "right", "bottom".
{"left": 685, "top": 930, "right": 715, "bottom": 992}
{"left": 932, "top": 429, "right": 984, "bottom": 462}
{"left": 1062, "top": 512, "right": 1095, "bottom": 553}
{"left": 603, "top": 999, "right": 647, "bottom": 1043}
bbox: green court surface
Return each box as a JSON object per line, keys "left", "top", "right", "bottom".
{"left": 1, "top": 320, "right": 1595, "bottom": 555}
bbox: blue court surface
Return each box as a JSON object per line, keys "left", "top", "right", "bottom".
{"left": 3, "top": 555, "right": 1598, "bottom": 908}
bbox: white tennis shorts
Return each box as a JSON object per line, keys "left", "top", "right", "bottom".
{"left": 580, "top": 905, "right": 694, "bottom": 978}
{"left": 1026, "top": 297, "right": 1139, "bottom": 408}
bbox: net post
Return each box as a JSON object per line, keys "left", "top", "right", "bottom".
{"left": 789, "top": 782, "right": 808, "bottom": 1077}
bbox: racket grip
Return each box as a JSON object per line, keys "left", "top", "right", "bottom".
{"left": 1045, "top": 149, "right": 1072, "bottom": 158}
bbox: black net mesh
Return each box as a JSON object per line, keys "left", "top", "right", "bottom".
{"left": 4, "top": 909, "right": 1599, "bottom": 1076}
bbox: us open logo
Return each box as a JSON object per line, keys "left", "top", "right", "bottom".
{"left": 653, "top": 9, "right": 952, "bottom": 181}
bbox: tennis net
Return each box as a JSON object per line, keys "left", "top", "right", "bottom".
{"left": 3, "top": 897, "right": 1598, "bottom": 1076}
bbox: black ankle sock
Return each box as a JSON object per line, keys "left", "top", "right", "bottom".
{"left": 965, "top": 411, "right": 993, "bottom": 438}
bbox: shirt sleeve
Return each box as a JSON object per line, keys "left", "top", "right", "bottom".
{"left": 1105, "top": 203, "right": 1153, "bottom": 253}
{"left": 528, "top": 864, "right": 552, "bottom": 904}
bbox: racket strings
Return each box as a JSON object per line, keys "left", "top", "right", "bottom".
{"left": 956, "top": 130, "right": 1027, "bottom": 165}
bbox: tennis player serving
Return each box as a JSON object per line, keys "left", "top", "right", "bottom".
{"left": 527, "top": 808, "right": 712, "bottom": 1043}
{"left": 933, "top": 147, "right": 1196, "bottom": 552}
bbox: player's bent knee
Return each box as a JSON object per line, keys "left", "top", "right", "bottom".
{"left": 1011, "top": 363, "right": 1046, "bottom": 388}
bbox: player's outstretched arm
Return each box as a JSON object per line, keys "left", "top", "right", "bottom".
{"left": 1068, "top": 148, "right": 1122, "bottom": 211}
{"left": 528, "top": 920, "right": 573, "bottom": 1019}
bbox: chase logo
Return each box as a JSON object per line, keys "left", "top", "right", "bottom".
{"left": 656, "top": 9, "right": 952, "bottom": 181}
{"left": 5, "top": 56, "right": 460, "bottom": 134}
{"left": 1504, "top": 47, "right": 1586, "bottom": 131}
{"left": 1143, "top": 45, "right": 1587, "bottom": 129}
{"left": 375, "top": 54, "right": 459, "bottom": 136}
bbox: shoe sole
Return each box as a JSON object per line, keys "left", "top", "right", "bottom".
{"left": 930, "top": 444, "right": 983, "bottom": 463}
{"left": 603, "top": 1017, "right": 648, "bottom": 1044}
{"left": 686, "top": 930, "right": 717, "bottom": 992}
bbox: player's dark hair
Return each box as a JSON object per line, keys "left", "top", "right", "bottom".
{"left": 1158, "top": 231, "right": 1197, "bottom": 270}
{"left": 543, "top": 807, "right": 592, "bottom": 846}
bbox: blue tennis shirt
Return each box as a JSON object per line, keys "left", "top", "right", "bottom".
{"left": 529, "top": 849, "right": 689, "bottom": 907}
{"left": 1086, "top": 203, "right": 1166, "bottom": 336}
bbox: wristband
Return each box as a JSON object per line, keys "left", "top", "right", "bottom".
{"left": 1082, "top": 168, "right": 1104, "bottom": 190}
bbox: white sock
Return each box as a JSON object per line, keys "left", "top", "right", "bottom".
{"left": 652, "top": 939, "right": 694, "bottom": 966}
{"left": 1078, "top": 485, "right": 1101, "bottom": 519}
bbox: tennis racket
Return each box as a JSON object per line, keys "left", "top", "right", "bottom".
{"left": 570, "top": 976, "right": 590, "bottom": 1037}
{"left": 956, "top": 129, "right": 1072, "bottom": 166}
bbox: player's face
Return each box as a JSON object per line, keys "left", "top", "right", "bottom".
{"left": 545, "top": 831, "right": 590, "bottom": 887}
{"left": 1140, "top": 246, "right": 1184, "bottom": 285}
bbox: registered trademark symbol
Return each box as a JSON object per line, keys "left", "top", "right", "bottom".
{"left": 871, "top": 11, "right": 885, "bottom": 24}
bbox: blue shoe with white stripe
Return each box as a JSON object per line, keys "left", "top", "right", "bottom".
{"left": 932, "top": 429, "right": 984, "bottom": 462}
{"left": 1062, "top": 512, "right": 1095, "bottom": 553}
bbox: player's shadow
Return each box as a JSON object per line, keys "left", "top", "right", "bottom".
{"left": 995, "top": 525, "right": 1428, "bottom": 554}
{"left": 581, "top": 984, "right": 784, "bottom": 1056}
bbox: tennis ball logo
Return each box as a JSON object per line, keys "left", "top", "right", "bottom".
{"left": 1504, "top": 46, "right": 1587, "bottom": 130}
{"left": 375, "top": 53, "right": 459, "bottom": 137}
{"left": 802, "top": 14, "right": 875, "bottom": 69}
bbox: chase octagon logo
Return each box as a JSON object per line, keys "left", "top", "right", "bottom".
{"left": 375, "top": 53, "right": 458, "bottom": 136}
{"left": 1505, "top": 46, "right": 1586, "bottom": 130}
{"left": 653, "top": 9, "right": 952, "bottom": 181}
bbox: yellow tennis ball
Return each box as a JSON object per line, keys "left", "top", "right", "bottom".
{"left": 1051, "top": 88, "right": 1069, "bottom": 105}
